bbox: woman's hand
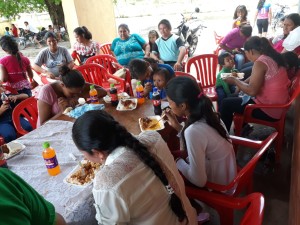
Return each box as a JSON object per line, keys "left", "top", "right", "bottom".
{"left": 223, "top": 76, "right": 237, "bottom": 85}
{"left": 58, "top": 97, "right": 69, "bottom": 111}
{"left": 174, "top": 62, "right": 182, "bottom": 71}
{"left": 0, "top": 103, "right": 10, "bottom": 115}
{"left": 68, "top": 98, "right": 79, "bottom": 108}
{"left": 163, "top": 108, "right": 183, "bottom": 132}
{"left": 43, "top": 71, "right": 56, "bottom": 79}
{"left": 8, "top": 95, "right": 18, "bottom": 103}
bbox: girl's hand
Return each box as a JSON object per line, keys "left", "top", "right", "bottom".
{"left": 163, "top": 108, "right": 183, "bottom": 132}
{"left": 8, "top": 95, "right": 18, "bottom": 103}
{"left": 0, "top": 103, "right": 10, "bottom": 115}
{"left": 144, "top": 82, "right": 152, "bottom": 93}
{"left": 58, "top": 97, "right": 68, "bottom": 111}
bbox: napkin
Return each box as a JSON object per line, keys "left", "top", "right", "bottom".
{"left": 69, "top": 104, "right": 105, "bottom": 118}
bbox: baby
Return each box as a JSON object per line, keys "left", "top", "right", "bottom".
{"left": 152, "top": 68, "right": 172, "bottom": 99}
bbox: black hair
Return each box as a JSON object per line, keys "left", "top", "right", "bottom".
{"left": 166, "top": 77, "right": 230, "bottom": 150}
{"left": 153, "top": 68, "right": 172, "bottom": 83}
{"left": 257, "top": 0, "right": 266, "bottom": 10}
{"left": 195, "top": 7, "right": 200, "bottom": 13}
{"left": 240, "top": 24, "right": 252, "bottom": 37}
{"left": 282, "top": 51, "right": 299, "bottom": 80}
{"left": 118, "top": 24, "right": 130, "bottom": 33}
{"left": 148, "top": 30, "right": 159, "bottom": 39}
{"left": 285, "top": 13, "right": 300, "bottom": 27}
{"left": 233, "top": 5, "right": 248, "bottom": 20}
{"left": 129, "top": 58, "right": 150, "bottom": 79}
{"left": 73, "top": 26, "right": 92, "bottom": 40}
{"left": 218, "top": 52, "right": 232, "bottom": 65}
{"left": 59, "top": 65, "right": 85, "bottom": 88}
{"left": 44, "top": 31, "right": 58, "bottom": 41}
{"left": 158, "top": 19, "right": 172, "bottom": 30}
{"left": 5, "top": 27, "right": 9, "bottom": 31}
{"left": 72, "top": 110, "right": 187, "bottom": 222}
{"left": 41, "top": 27, "right": 46, "bottom": 32}
{"left": 0, "top": 36, "right": 25, "bottom": 76}
{"left": 244, "top": 36, "right": 286, "bottom": 68}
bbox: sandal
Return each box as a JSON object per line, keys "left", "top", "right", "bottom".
{"left": 197, "top": 212, "right": 210, "bottom": 224}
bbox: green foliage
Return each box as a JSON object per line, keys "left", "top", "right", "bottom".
{"left": 0, "top": 0, "right": 61, "bottom": 20}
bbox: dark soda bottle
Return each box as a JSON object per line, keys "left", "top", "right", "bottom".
{"left": 110, "top": 83, "right": 119, "bottom": 106}
{"left": 152, "top": 87, "right": 162, "bottom": 115}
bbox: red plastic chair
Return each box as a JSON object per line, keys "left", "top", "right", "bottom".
{"left": 76, "top": 63, "right": 125, "bottom": 93}
{"left": 99, "top": 43, "right": 113, "bottom": 56}
{"left": 86, "top": 54, "right": 133, "bottom": 95}
{"left": 185, "top": 132, "right": 277, "bottom": 225}
{"left": 71, "top": 50, "right": 82, "bottom": 66}
{"left": 12, "top": 97, "right": 38, "bottom": 136}
{"left": 186, "top": 189, "right": 265, "bottom": 225}
{"left": 233, "top": 75, "right": 300, "bottom": 163}
{"left": 31, "top": 66, "right": 50, "bottom": 85}
{"left": 185, "top": 54, "right": 218, "bottom": 101}
{"left": 175, "top": 71, "right": 202, "bottom": 89}
{"left": 214, "top": 31, "right": 224, "bottom": 45}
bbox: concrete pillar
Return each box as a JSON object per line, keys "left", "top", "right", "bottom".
{"left": 61, "top": 0, "right": 117, "bottom": 47}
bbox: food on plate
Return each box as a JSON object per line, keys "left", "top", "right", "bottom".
{"left": 1, "top": 144, "right": 9, "bottom": 154}
{"left": 120, "top": 99, "right": 136, "bottom": 109}
{"left": 2, "top": 142, "right": 24, "bottom": 158}
{"left": 140, "top": 117, "right": 161, "bottom": 131}
{"left": 117, "top": 92, "right": 130, "bottom": 100}
{"left": 231, "top": 71, "right": 238, "bottom": 77}
{"left": 66, "top": 161, "right": 101, "bottom": 185}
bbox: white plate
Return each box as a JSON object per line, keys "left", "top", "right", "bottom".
{"left": 118, "top": 92, "right": 130, "bottom": 100}
{"left": 103, "top": 95, "right": 111, "bottom": 103}
{"left": 63, "top": 160, "right": 102, "bottom": 188}
{"left": 221, "top": 73, "right": 244, "bottom": 79}
{"left": 116, "top": 98, "right": 137, "bottom": 111}
{"left": 4, "top": 141, "right": 26, "bottom": 160}
{"left": 139, "top": 116, "right": 165, "bottom": 132}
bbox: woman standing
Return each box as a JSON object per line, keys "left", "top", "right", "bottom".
{"left": 253, "top": 0, "right": 272, "bottom": 37}
{"left": 111, "top": 24, "right": 149, "bottom": 66}
{"left": 32, "top": 32, "right": 74, "bottom": 79}
{"left": 72, "top": 110, "right": 197, "bottom": 225}
{"left": 73, "top": 26, "right": 100, "bottom": 64}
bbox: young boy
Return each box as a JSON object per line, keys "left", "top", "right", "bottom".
{"left": 215, "top": 52, "right": 237, "bottom": 111}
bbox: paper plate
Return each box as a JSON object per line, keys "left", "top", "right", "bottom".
{"left": 221, "top": 73, "right": 244, "bottom": 79}
{"left": 4, "top": 141, "right": 26, "bottom": 160}
{"left": 139, "top": 116, "right": 165, "bottom": 132}
{"left": 116, "top": 98, "right": 137, "bottom": 111}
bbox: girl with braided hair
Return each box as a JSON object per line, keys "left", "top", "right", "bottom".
{"left": 72, "top": 110, "right": 197, "bottom": 225}
{"left": 221, "top": 36, "right": 290, "bottom": 132}
{"left": 0, "top": 35, "right": 33, "bottom": 96}
{"left": 164, "top": 76, "right": 236, "bottom": 189}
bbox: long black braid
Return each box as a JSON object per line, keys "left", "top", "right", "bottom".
{"left": 72, "top": 110, "right": 187, "bottom": 222}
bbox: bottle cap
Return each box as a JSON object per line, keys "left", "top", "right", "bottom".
{"left": 43, "top": 142, "right": 50, "bottom": 149}
{"left": 110, "top": 83, "right": 115, "bottom": 88}
{"left": 137, "top": 81, "right": 141, "bottom": 85}
{"left": 90, "top": 85, "right": 95, "bottom": 90}
{"left": 153, "top": 87, "right": 158, "bottom": 92}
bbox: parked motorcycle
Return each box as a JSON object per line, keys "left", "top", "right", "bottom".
{"left": 271, "top": 4, "right": 289, "bottom": 32}
{"left": 173, "top": 8, "right": 206, "bottom": 57}
{"left": 18, "top": 28, "right": 47, "bottom": 50}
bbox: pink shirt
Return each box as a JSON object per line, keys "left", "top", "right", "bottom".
{"left": 37, "top": 84, "right": 60, "bottom": 127}
{"left": 0, "top": 55, "right": 31, "bottom": 90}
{"left": 220, "top": 28, "right": 247, "bottom": 50}
{"left": 254, "top": 55, "right": 290, "bottom": 119}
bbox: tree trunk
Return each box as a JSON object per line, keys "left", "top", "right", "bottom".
{"left": 44, "top": 0, "right": 66, "bottom": 28}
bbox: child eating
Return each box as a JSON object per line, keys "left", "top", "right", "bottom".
{"left": 153, "top": 68, "right": 172, "bottom": 99}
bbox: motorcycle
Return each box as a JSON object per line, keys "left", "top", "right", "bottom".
{"left": 17, "top": 28, "right": 47, "bottom": 50}
{"left": 173, "top": 8, "right": 206, "bottom": 57}
{"left": 271, "top": 4, "right": 289, "bottom": 32}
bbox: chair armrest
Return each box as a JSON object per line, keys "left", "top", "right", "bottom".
{"left": 229, "top": 135, "right": 263, "bottom": 149}
{"left": 243, "top": 103, "right": 289, "bottom": 119}
{"left": 106, "top": 74, "right": 126, "bottom": 91}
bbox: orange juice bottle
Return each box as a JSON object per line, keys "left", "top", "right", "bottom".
{"left": 42, "top": 142, "right": 61, "bottom": 176}
{"left": 89, "top": 85, "right": 99, "bottom": 104}
{"left": 136, "top": 81, "right": 145, "bottom": 104}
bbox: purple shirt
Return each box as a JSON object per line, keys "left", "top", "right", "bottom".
{"left": 220, "top": 28, "right": 247, "bottom": 50}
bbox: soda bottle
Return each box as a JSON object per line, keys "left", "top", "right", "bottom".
{"left": 89, "top": 85, "right": 99, "bottom": 104}
{"left": 136, "top": 81, "right": 145, "bottom": 104}
{"left": 1, "top": 92, "right": 10, "bottom": 105}
{"left": 110, "top": 83, "right": 119, "bottom": 106}
{"left": 152, "top": 87, "right": 162, "bottom": 115}
{"left": 42, "top": 142, "right": 61, "bottom": 176}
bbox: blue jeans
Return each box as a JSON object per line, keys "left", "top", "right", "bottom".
{"left": 0, "top": 118, "right": 32, "bottom": 143}
{"left": 234, "top": 53, "right": 245, "bottom": 70}
{"left": 216, "top": 86, "right": 236, "bottom": 112}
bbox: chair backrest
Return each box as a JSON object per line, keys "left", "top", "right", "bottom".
{"left": 71, "top": 50, "right": 82, "bottom": 66}
{"left": 214, "top": 31, "right": 224, "bottom": 45}
{"left": 12, "top": 97, "right": 38, "bottom": 136}
{"left": 205, "top": 132, "right": 278, "bottom": 196}
{"left": 76, "top": 63, "right": 109, "bottom": 86}
{"left": 85, "top": 54, "right": 118, "bottom": 75}
{"left": 185, "top": 54, "right": 218, "bottom": 88}
{"left": 99, "top": 43, "right": 113, "bottom": 56}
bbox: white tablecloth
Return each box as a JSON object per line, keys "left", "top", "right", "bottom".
{"left": 8, "top": 120, "right": 97, "bottom": 225}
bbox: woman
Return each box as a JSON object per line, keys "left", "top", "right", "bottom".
{"left": 37, "top": 65, "right": 106, "bottom": 126}
{"left": 164, "top": 76, "right": 236, "bottom": 188}
{"left": 220, "top": 36, "right": 290, "bottom": 132}
{"left": 282, "top": 13, "right": 300, "bottom": 55}
{"left": 10, "top": 24, "right": 18, "bottom": 38}
{"left": 253, "top": 0, "right": 272, "bottom": 37}
{"left": 111, "top": 24, "right": 149, "bottom": 66}
{"left": 151, "top": 19, "right": 186, "bottom": 71}
{"left": 72, "top": 110, "right": 197, "bottom": 225}
{"left": 219, "top": 24, "right": 252, "bottom": 70}
{"left": 32, "top": 32, "right": 74, "bottom": 79}
{"left": 0, "top": 36, "right": 33, "bottom": 96}
{"left": 73, "top": 26, "right": 100, "bottom": 63}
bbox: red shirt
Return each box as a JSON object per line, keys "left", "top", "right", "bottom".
{"left": 11, "top": 26, "right": 18, "bottom": 37}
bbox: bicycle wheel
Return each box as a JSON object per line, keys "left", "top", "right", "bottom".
{"left": 18, "top": 40, "right": 26, "bottom": 50}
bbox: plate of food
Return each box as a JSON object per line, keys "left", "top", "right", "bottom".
{"left": 1, "top": 141, "right": 26, "bottom": 159}
{"left": 64, "top": 160, "right": 102, "bottom": 187}
{"left": 116, "top": 98, "right": 137, "bottom": 111}
{"left": 118, "top": 92, "right": 130, "bottom": 100}
{"left": 221, "top": 72, "right": 244, "bottom": 79}
{"left": 139, "top": 115, "right": 165, "bottom": 132}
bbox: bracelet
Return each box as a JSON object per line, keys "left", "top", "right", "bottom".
{"left": 165, "top": 184, "right": 174, "bottom": 195}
